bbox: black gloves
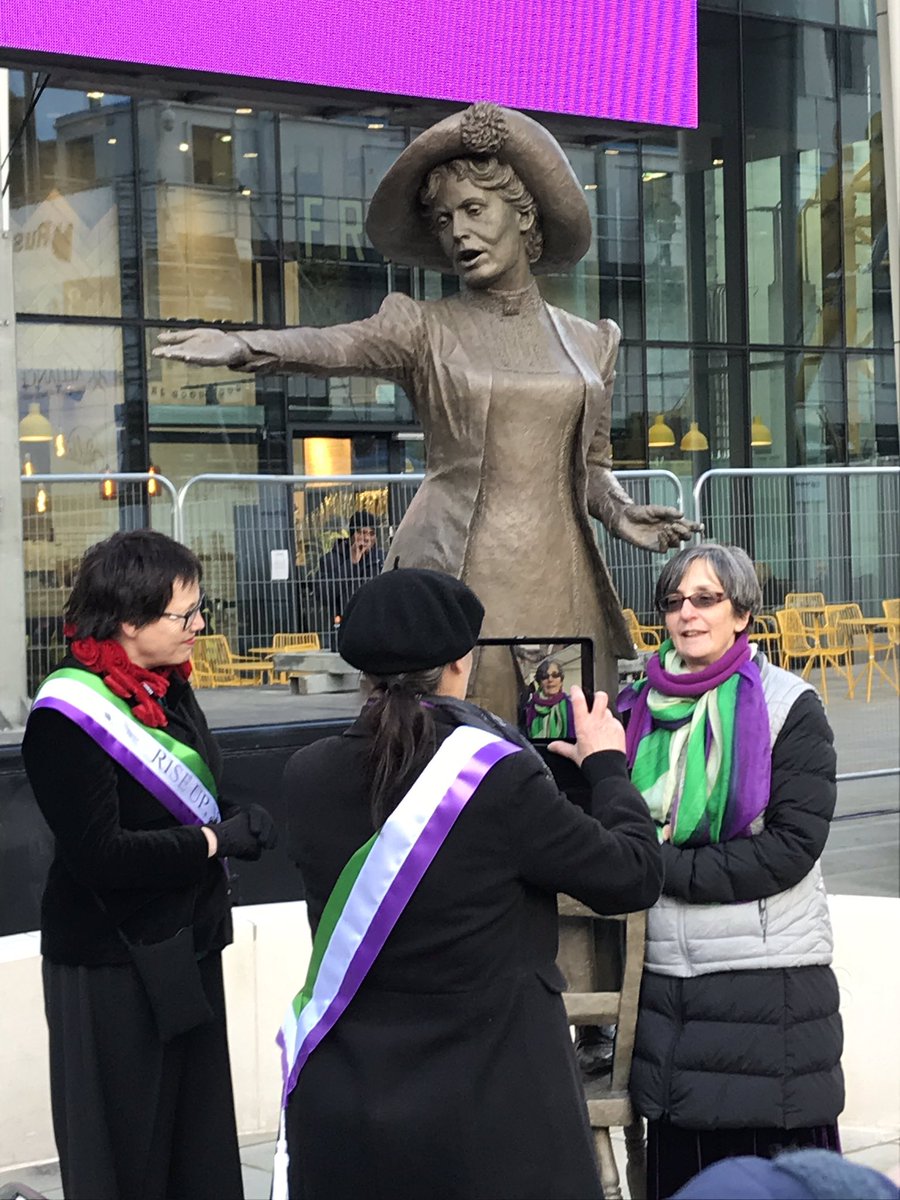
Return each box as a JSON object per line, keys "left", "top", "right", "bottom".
{"left": 212, "top": 805, "right": 278, "bottom": 861}
{"left": 246, "top": 803, "right": 278, "bottom": 850}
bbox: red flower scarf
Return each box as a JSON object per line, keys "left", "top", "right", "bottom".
{"left": 65, "top": 626, "right": 191, "bottom": 729}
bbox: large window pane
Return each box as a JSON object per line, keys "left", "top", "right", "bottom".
{"left": 840, "top": 31, "right": 891, "bottom": 351}
{"left": 18, "top": 323, "right": 124, "bottom": 474}
{"left": 847, "top": 354, "right": 899, "bottom": 462}
{"left": 840, "top": 0, "right": 876, "bottom": 29}
{"left": 541, "top": 144, "right": 602, "bottom": 325}
{"left": 643, "top": 149, "right": 688, "bottom": 341}
{"left": 145, "top": 327, "right": 270, "bottom": 484}
{"left": 795, "top": 351, "right": 846, "bottom": 463}
{"left": 609, "top": 344, "right": 645, "bottom": 467}
{"left": 8, "top": 76, "right": 133, "bottom": 318}
{"left": 139, "top": 101, "right": 280, "bottom": 323}
{"left": 279, "top": 116, "right": 409, "bottom": 418}
{"left": 744, "top": 21, "right": 841, "bottom": 347}
{"left": 742, "top": 0, "right": 836, "bottom": 19}
{"left": 592, "top": 144, "right": 642, "bottom": 338}
{"left": 751, "top": 350, "right": 846, "bottom": 466}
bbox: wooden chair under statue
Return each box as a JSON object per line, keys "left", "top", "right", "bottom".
{"left": 557, "top": 898, "right": 648, "bottom": 1200}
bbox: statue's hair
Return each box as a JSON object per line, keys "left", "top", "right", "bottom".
{"left": 419, "top": 157, "right": 544, "bottom": 265}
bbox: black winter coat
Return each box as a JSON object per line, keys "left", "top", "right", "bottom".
{"left": 282, "top": 700, "right": 663, "bottom": 1200}
{"left": 630, "top": 689, "right": 844, "bottom": 1130}
{"left": 22, "top": 658, "right": 234, "bottom": 965}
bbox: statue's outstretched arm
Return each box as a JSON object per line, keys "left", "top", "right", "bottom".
{"left": 584, "top": 320, "right": 699, "bottom": 552}
{"left": 154, "top": 293, "right": 423, "bottom": 385}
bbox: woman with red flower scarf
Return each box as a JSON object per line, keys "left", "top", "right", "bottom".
{"left": 23, "top": 530, "right": 276, "bottom": 1200}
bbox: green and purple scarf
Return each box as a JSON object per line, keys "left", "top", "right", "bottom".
{"left": 617, "top": 633, "right": 770, "bottom": 846}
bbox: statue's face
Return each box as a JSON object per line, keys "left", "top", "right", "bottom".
{"left": 431, "top": 176, "right": 531, "bottom": 291}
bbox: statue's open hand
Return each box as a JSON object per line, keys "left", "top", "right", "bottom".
{"left": 153, "top": 328, "right": 252, "bottom": 368}
{"left": 611, "top": 504, "right": 701, "bottom": 552}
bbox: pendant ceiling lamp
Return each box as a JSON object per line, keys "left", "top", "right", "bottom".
{"left": 680, "top": 421, "right": 709, "bottom": 452}
{"left": 751, "top": 415, "right": 773, "bottom": 447}
{"left": 19, "top": 402, "right": 54, "bottom": 443}
{"left": 648, "top": 413, "right": 676, "bottom": 448}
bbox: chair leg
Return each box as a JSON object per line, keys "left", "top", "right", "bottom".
{"left": 593, "top": 1127, "right": 623, "bottom": 1200}
{"left": 817, "top": 655, "right": 829, "bottom": 705}
{"left": 624, "top": 1118, "right": 647, "bottom": 1200}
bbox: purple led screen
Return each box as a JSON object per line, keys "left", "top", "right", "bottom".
{"left": 1, "top": 0, "right": 697, "bottom": 127}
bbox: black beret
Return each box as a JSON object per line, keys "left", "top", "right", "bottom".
{"left": 338, "top": 568, "right": 484, "bottom": 675}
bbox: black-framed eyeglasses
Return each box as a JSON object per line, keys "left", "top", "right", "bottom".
{"left": 658, "top": 590, "right": 726, "bottom": 614}
{"left": 541, "top": 670, "right": 563, "bottom": 680}
{"left": 161, "top": 595, "right": 206, "bottom": 630}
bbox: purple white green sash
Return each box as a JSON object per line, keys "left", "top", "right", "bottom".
{"left": 271, "top": 725, "right": 520, "bottom": 1200}
{"left": 32, "top": 668, "right": 220, "bottom": 825}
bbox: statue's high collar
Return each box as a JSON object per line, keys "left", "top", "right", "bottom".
{"left": 459, "top": 281, "right": 544, "bottom": 317}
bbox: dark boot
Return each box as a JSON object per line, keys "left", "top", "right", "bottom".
{"left": 574, "top": 1024, "right": 616, "bottom": 1078}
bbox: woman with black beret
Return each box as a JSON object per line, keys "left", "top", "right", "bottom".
{"left": 22, "top": 530, "right": 277, "bottom": 1200}
{"left": 276, "top": 567, "right": 663, "bottom": 1200}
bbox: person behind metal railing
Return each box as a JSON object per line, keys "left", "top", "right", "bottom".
{"left": 274, "top": 567, "right": 663, "bottom": 1200}
{"left": 22, "top": 530, "right": 277, "bottom": 1200}
{"left": 311, "top": 510, "right": 385, "bottom": 649}
{"left": 619, "top": 543, "right": 843, "bottom": 1200}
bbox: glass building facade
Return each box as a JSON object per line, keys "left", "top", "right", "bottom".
{"left": 7, "top": 1, "right": 896, "bottom": 494}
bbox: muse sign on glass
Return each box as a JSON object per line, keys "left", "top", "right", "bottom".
{"left": 0, "top": 0, "right": 697, "bottom": 127}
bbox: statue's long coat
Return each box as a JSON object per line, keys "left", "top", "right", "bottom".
{"left": 242, "top": 290, "right": 633, "bottom": 660}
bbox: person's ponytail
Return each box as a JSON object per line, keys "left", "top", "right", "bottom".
{"left": 359, "top": 666, "right": 444, "bottom": 828}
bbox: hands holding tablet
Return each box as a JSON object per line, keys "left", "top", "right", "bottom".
{"left": 548, "top": 686, "right": 625, "bottom": 768}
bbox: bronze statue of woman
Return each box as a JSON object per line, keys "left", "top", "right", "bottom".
{"left": 155, "top": 103, "right": 696, "bottom": 713}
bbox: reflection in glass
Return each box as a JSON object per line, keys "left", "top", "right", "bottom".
{"left": 540, "top": 146, "right": 601, "bottom": 324}
{"left": 847, "top": 355, "right": 899, "bottom": 462}
{"left": 17, "top": 323, "right": 124, "bottom": 475}
{"left": 751, "top": 353, "right": 787, "bottom": 467}
{"left": 144, "top": 327, "right": 265, "bottom": 483}
{"left": 793, "top": 352, "right": 845, "bottom": 465}
{"left": 839, "top": 0, "right": 875, "bottom": 29}
{"left": 610, "top": 344, "right": 646, "bottom": 468}
{"left": 742, "top": 0, "right": 835, "bottom": 18}
{"left": 597, "top": 143, "right": 642, "bottom": 338}
{"left": 279, "top": 117, "right": 407, "bottom": 417}
{"left": 744, "top": 22, "right": 840, "bottom": 347}
{"left": 840, "top": 31, "right": 890, "bottom": 350}
{"left": 8, "top": 75, "right": 131, "bottom": 318}
{"left": 139, "top": 102, "right": 279, "bottom": 323}
{"left": 643, "top": 152, "right": 688, "bottom": 341}
{"left": 647, "top": 347, "right": 691, "bottom": 464}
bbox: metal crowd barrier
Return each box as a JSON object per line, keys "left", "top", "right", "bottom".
{"left": 174, "top": 469, "right": 686, "bottom": 654}
{"left": 693, "top": 466, "right": 900, "bottom": 615}
{"left": 18, "top": 472, "right": 179, "bottom": 691}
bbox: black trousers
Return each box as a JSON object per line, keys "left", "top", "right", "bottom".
{"left": 646, "top": 1118, "right": 841, "bottom": 1200}
{"left": 43, "top": 952, "right": 244, "bottom": 1200}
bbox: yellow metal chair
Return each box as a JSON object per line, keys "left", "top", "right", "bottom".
{"left": 775, "top": 608, "right": 854, "bottom": 703}
{"left": 191, "top": 635, "right": 271, "bottom": 688}
{"left": 882, "top": 600, "right": 900, "bottom": 689}
{"left": 622, "top": 609, "right": 664, "bottom": 652}
{"left": 750, "top": 614, "right": 781, "bottom": 666}
{"left": 784, "top": 591, "right": 827, "bottom": 638}
{"left": 189, "top": 652, "right": 217, "bottom": 689}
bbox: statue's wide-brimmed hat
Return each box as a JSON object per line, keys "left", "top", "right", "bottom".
{"left": 365, "top": 103, "right": 592, "bottom": 275}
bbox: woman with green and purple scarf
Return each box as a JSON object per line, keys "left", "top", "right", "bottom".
{"left": 525, "top": 657, "right": 575, "bottom": 740}
{"left": 620, "top": 543, "right": 843, "bottom": 1200}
